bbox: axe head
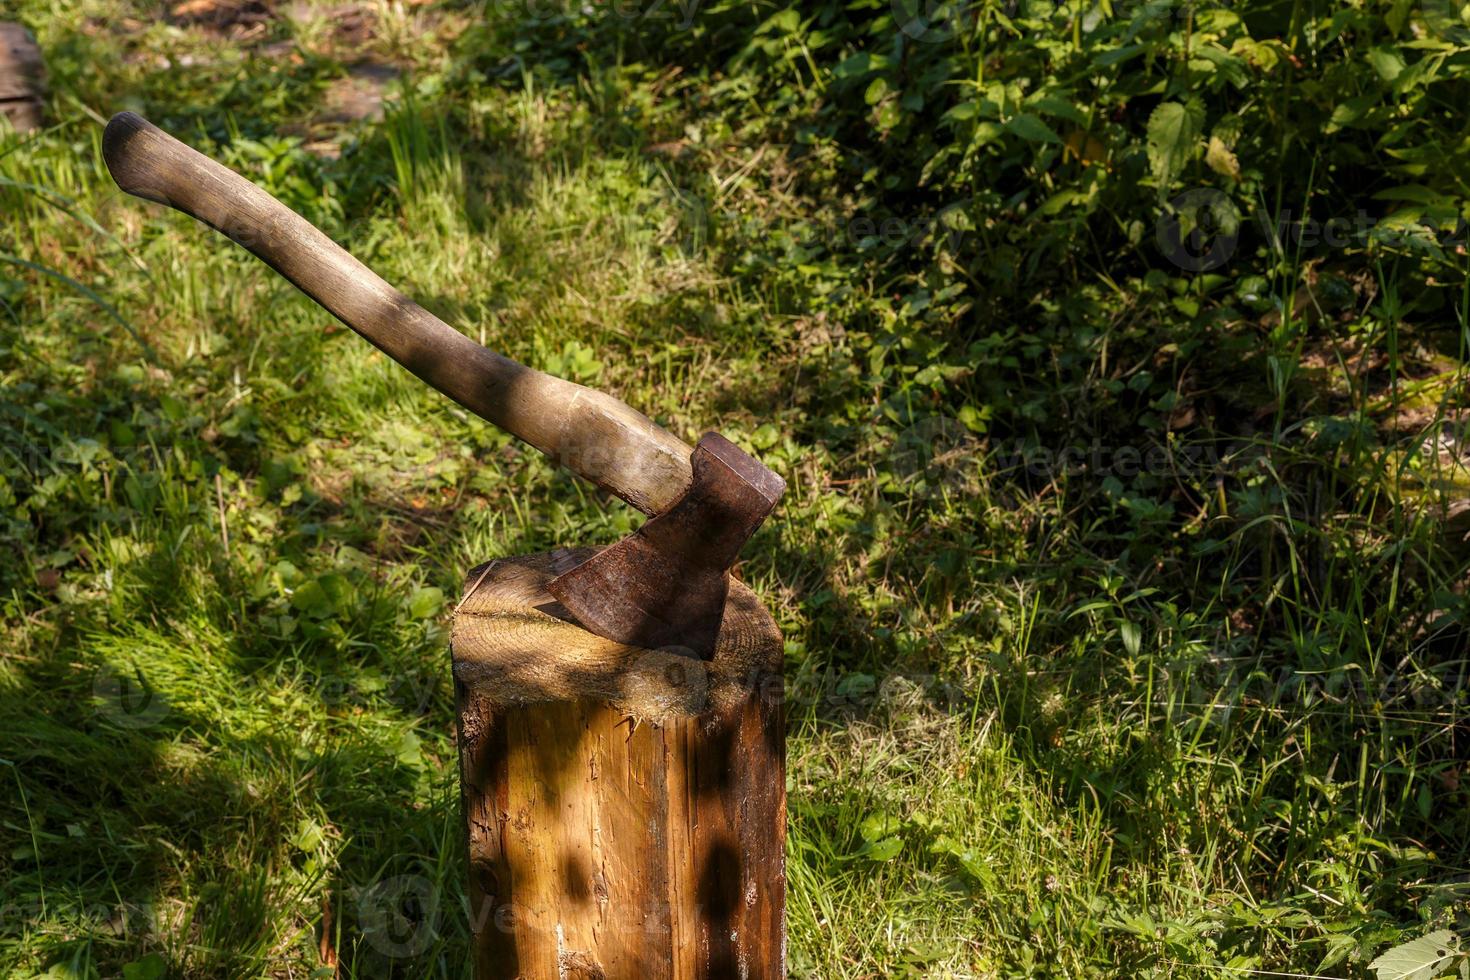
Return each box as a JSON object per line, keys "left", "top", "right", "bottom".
{"left": 546, "top": 432, "right": 784, "bottom": 658}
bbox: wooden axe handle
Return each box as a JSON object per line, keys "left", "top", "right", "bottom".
{"left": 102, "top": 111, "right": 692, "bottom": 516}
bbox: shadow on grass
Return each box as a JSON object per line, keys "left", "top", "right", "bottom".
{"left": 0, "top": 608, "right": 474, "bottom": 974}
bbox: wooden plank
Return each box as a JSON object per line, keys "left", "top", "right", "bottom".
{"left": 0, "top": 23, "right": 45, "bottom": 132}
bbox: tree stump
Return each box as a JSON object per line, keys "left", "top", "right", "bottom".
{"left": 0, "top": 23, "right": 45, "bottom": 134}
{"left": 452, "top": 550, "right": 785, "bottom": 980}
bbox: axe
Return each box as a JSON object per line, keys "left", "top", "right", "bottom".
{"left": 102, "top": 112, "right": 783, "bottom": 658}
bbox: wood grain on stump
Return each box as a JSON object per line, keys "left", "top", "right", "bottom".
{"left": 452, "top": 550, "right": 785, "bottom": 980}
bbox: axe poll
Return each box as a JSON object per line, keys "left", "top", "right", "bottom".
{"left": 102, "top": 111, "right": 783, "bottom": 657}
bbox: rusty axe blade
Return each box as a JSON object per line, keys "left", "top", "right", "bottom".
{"left": 548, "top": 432, "right": 784, "bottom": 657}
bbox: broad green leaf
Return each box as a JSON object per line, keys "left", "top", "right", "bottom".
{"left": 1006, "top": 113, "right": 1061, "bottom": 144}
{"left": 1320, "top": 934, "right": 1358, "bottom": 973}
{"left": 970, "top": 120, "right": 1005, "bottom": 145}
{"left": 1231, "top": 38, "right": 1281, "bottom": 71}
{"left": 396, "top": 730, "right": 426, "bottom": 768}
{"left": 757, "top": 8, "right": 799, "bottom": 34}
{"left": 1327, "top": 94, "right": 1380, "bottom": 133}
{"left": 1192, "top": 46, "right": 1249, "bottom": 87}
{"left": 860, "top": 812, "right": 902, "bottom": 842}
{"left": 1374, "top": 185, "right": 1452, "bottom": 205}
{"left": 1367, "top": 46, "right": 1406, "bottom": 83}
{"left": 1027, "top": 95, "right": 1087, "bottom": 124}
{"left": 406, "top": 586, "right": 444, "bottom": 620}
{"left": 751, "top": 424, "right": 781, "bottom": 450}
{"left": 861, "top": 836, "right": 903, "bottom": 862}
{"left": 942, "top": 101, "right": 978, "bottom": 124}
{"left": 957, "top": 404, "right": 990, "bottom": 433}
{"left": 290, "top": 580, "right": 333, "bottom": 619}
{"left": 1038, "top": 190, "right": 1085, "bottom": 216}
{"left": 122, "top": 954, "right": 168, "bottom": 980}
{"left": 274, "top": 559, "right": 303, "bottom": 586}
{"left": 930, "top": 835, "right": 998, "bottom": 888}
{"left": 1205, "top": 136, "right": 1241, "bottom": 180}
{"left": 1096, "top": 44, "right": 1144, "bottom": 68}
{"left": 1120, "top": 620, "right": 1142, "bottom": 657}
{"left": 831, "top": 52, "right": 871, "bottom": 81}
{"left": 317, "top": 573, "right": 353, "bottom": 609}
{"left": 1368, "top": 931, "right": 1461, "bottom": 980}
{"left": 291, "top": 818, "right": 325, "bottom": 853}
{"left": 1146, "top": 101, "right": 1205, "bottom": 190}
{"left": 1393, "top": 57, "right": 1440, "bottom": 95}
{"left": 1386, "top": 0, "right": 1413, "bottom": 33}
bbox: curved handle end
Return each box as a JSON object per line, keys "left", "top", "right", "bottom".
{"left": 103, "top": 111, "right": 172, "bottom": 206}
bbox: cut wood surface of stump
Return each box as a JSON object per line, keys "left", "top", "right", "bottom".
{"left": 452, "top": 550, "right": 785, "bottom": 980}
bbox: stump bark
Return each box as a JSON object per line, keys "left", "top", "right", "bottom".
{"left": 0, "top": 24, "right": 45, "bottom": 133}
{"left": 452, "top": 550, "right": 785, "bottom": 980}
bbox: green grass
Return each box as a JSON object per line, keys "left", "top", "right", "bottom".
{"left": 3, "top": 0, "right": 1470, "bottom": 977}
